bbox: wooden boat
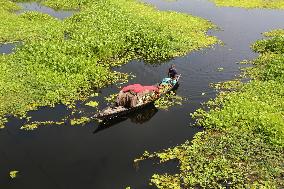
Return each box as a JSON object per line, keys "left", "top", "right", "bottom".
{"left": 93, "top": 75, "right": 180, "bottom": 120}
{"left": 93, "top": 104, "right": 158, "bottom": 134}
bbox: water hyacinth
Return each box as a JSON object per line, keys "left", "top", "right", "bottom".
{"left": 154, "top": 91, "right": 184, "bottom": 110}
{"left": 137, "top": 29, "right": 284, "bottom": 188}
{"left": 211, "top": 0, "right": 284, "bottom": 9}
{"left": 9, "top": 170, "right": 19, "bottom": 179}
{"left": 0, "top": 0, "right": 217, "bottom": 128}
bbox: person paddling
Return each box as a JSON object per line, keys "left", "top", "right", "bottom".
{"left": 168, "top": 64, "right": 177, "bottom": 79}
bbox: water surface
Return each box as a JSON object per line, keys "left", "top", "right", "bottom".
{"left": 0, "top": 42, "right": 21, "bottom": 54}
{"left": 1, "top": 0, "right": 284, "bottom": 188}
{"left": 16, "top": 2, "right": 76, "bottom": 20}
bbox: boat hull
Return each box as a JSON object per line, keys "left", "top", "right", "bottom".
{"left": 93, "top": 76, "right": 180, "bottom": 120}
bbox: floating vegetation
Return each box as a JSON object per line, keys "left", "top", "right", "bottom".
{"left": 104, "top": 93, "right": 118, "bottom": 103}
{"left": 263, "top": 29, "right": 284, "bottom": 37}
{"left": 151, "top": 174, "right": 181, "bottom": 189}
{"left": 20, "top": 114, "right": 94, "bottom": 129}
{"left": 16, "top": 2, "right": 76, "bottom": 20}
{"left": 42, "top": 0, "right": 89, "bottom": 10}
{"left": 0, "top": 0, "right": 217, "bottom": 128}
{"left": 70, "top": 117, "right": 91, "bottom": 126}
{"left": 20, "top": 120, "right": 65, "bottom": 130}
{"left": 212, "top": 79, "right": 243, "bottom": 91}
{"left": 154, "top": 91, "right": 184, "bottom": 110}
{"left": 217, "top": 67, "right": 224, "bottom": 71}
{"left": 90, "top": 93, "right": 99, "bottom": 97}
{"left": 137, "top": 29, "right": 284, "bottom": 188}
{"left": 85, "top": 101, "right": 99, "bottom": 108}
{"left": 137, "top": 129, "right": 284, "bottom": 188}
{"left": 0, "top": 0, "right": 20, "bottom": 12}
{"left": 0, "top": 6, "right": 64, "bottom": 42}
{"left": 211, "top": 0, "right": 284, "bottom": 9}
{"left": 9, "top": 170, "right": 18, "bottom": 179}
{"left": 20, "top": 123, "right": 39, "bottom": 130}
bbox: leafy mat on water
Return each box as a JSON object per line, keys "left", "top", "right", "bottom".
{"left": 211, "top": 0, "right": 284, "bottom": 9}
{"left": 154, "top": 91, "right": 184, "bottom": 110}
{"left": 0, "top": 0, "right": 217, "bottom": 128}
{"left": 134, "top": 29, "right": 284, "bottom": 188}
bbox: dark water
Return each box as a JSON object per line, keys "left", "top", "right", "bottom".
{"left": 1, "top": 0, "right": 284, "bottom": 188}
{"left": 16, "top": 2, "right": 76, "bottom": 20}
{"left": 0, "top": 42, "right": 21, "bottom": 54}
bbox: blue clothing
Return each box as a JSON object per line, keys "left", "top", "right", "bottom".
{"left": 161, "top": 78, "right": 177, "bottom": 86}
{"left": 161, "top": 78, "right": 172, "bottom": 85}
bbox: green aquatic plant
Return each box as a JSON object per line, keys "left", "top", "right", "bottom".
{"left": 70, "top": 117, "right": 91, "bottom": 126}
{"left": 9, "top": 170, "right": 19, "bottom": 179}
{"left": 264, "top": 29, "right": 284, "bottom": 37}
{"left": 138, "top": 29, "right": 284, "bottom": 188}
{"left": 217, "top": 67, "right": 224, "bottom": 71}
{"left": 85, "top": 101, "right": 99, "bottom": 108}
{"left": 0, "top": 0, "right": 217, "bottom": 128}
{"left": 138, "top": 129, "right": 283, "bottom": 188}
{"left": 0, "top": 8, "right": 64, "bottom": 43}
{"left": 211, "top": 0, "right": 284, "bottom": 9}
{"left": 154, "top": 91, "right": 184, "bottom": 110}
{"left": 151, "top": 174, "right": 181, "bottom": 189}
{"left": 104, "top": 93, "right": 119, "bottom": 104}
{"left": 20, "top": 120, "right": 65, "bottom": 130}
{"left": 43, "top": 0, "right": 89, "bottom": 10}
{"left": 212, "top": 79, "right": 243, "bottom": 91}
{"left": 20, "top": 123, "right": 39, "bottom": 130}
{"left": 0, "top": 0, "right": 20, "bottom": 11}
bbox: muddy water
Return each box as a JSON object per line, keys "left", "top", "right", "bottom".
{"left": 1, "top": 0, "right": 284, "bottom": 188}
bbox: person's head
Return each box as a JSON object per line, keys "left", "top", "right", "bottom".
{"left": 171, "top": 64, "right": 175, "bottom": 68}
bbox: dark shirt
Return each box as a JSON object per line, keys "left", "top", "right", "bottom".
{"left": 168, "top": 68, "right": 177, "bottom": 78}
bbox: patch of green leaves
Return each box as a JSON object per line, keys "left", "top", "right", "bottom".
{"left": 104, "top": 93, "right": 118, "bottom": 103}
{"left": 20, "top": 120, "right": 65, "bottom": 130}
{"left": 85, "top": 101, "right": 99, "bottom": 108}
{"left": 138, "top": 128, "right": 284, "bottom": 188}
{"left": 70, "top": 117, "right": 90, "bottom": 126}
{"left": 9, "top": 170, "right": 19, "bottom": 179}
{"left": 0, "top": 0, "right": 20, "bottom": 11}
{"left": 138, "top": 29, "right": 284, "bottom": 188}
{"left": 0, "top": 0, "right": 217, "bottom": 128}
{"left": 154, "top": 91, "right": 184, "bottom": 110}
{"left": 211, "top": 0, "right": 284, "bottom": 9}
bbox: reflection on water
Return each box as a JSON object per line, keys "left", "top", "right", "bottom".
{"left": 130, "top": 104, "right": 158, "bottom": 124}
{"left": 94, "top": 104, "right": 158, "bottom": 134}
{"left": 0, "top": 42, "right": 22, "bottom": 54}
{"left": 16, "top": 2, "right": 76, "bottom": 20}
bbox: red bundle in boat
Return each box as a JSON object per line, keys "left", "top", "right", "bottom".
{"left": 122, "top": 84, "right": 158, "bottom": 93}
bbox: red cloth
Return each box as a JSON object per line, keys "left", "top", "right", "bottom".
{"left": 122, "top": 84, "right": 142, "bottom": 92}
{"left": 142, "top": 86, "right": 158, "bottom": 92}
{"left": 122, "top": 84, "right": 158, "bottom": 93}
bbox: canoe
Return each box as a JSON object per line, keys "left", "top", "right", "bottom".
{"left": 93, "top": 104, "right": 158, "bottom": 134}
{"left": 93, "top": 75, "right": 180, "bottom": 120}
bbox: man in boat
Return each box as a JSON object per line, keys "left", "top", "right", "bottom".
{"left": 168, "top": 64, "right": 178, "bottom": 79}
